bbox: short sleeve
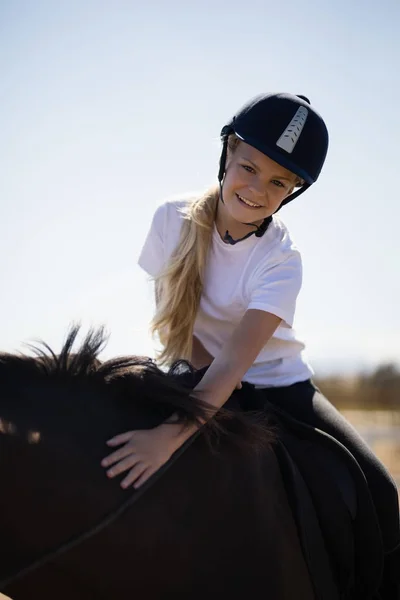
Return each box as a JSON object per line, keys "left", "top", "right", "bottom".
{"left": 138, "top": 204, "right": 166, "bottom": 278}
{"left": 247, "top": 251, "right": 302, "bottom": 327}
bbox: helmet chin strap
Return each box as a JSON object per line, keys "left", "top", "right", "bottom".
{"left": 218, "top": 181, "right": 272, "bottom": 245}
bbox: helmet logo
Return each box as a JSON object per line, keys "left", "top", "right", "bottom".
{"left": 276, "top": 106, "right": 308, "bottom": 154}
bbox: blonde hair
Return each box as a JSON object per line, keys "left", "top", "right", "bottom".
{"left": 151, "top": 134, "right": 303, "bottom": 366}
{"left": 151, "top": 186, "right": 219, "bottom": 366}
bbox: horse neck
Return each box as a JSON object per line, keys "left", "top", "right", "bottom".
{"left": 0, "top": 378, "right": 143, "bottom": 580}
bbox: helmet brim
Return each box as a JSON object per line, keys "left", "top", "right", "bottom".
{"left": 234, "top": 128, "right": 315, "bottom": 185}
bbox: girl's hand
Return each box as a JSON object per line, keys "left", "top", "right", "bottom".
{"left": 101, "top": 424, "right": 186, "bottom": 490}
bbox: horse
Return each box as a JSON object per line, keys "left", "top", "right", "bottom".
{"left": 0, "top": 326, "right": 384, "bottom": 599}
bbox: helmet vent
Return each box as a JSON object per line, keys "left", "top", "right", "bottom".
{"left": 276, "top": 106, "right": 308, "bottom": 154}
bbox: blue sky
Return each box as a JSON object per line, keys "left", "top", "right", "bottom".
{"left": 1, "top": 0, "right": 399, "bottom": 374}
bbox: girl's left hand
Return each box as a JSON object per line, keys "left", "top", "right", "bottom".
{"left": 101, "top": 424, "right": 184, "bottom": 489}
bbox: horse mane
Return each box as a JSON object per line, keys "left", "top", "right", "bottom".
{"left": 0, "top": 326, "right": 274, "bottom": 448}
{"left": 0, "top": 326, "right": 106, "bottom": 378}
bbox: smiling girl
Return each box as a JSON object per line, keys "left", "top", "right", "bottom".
{"left": 102, "top": 93, "right": 399, "bottom": 567}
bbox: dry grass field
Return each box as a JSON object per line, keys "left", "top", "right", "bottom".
{"left": 316, "top": 363, "right": 400, "bottom": 490}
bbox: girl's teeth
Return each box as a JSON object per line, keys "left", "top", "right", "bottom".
{"left": 237, "top": 194, "right": 260, "bottom": 208}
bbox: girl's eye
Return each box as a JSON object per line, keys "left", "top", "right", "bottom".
{"left": 271, "top": 180, "right": 285, "bottom": 188}
{"left": 242, "top": 164, "right": 255, "bottom": 174}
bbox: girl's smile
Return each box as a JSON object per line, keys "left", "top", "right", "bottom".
{"left": 235, "top": 193, "right": 263, "bottom": 209}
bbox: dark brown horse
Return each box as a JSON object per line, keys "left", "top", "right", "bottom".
{"left": 0, "top": 326, "right": 370, "bottom": 600}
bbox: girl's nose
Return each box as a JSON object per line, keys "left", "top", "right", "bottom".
{"left": 249, "top": 181, "right": 266, "bottom": 198}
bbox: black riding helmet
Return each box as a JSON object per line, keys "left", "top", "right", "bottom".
{"left": 218, "top": 93, "right": 329, "bottom": 244}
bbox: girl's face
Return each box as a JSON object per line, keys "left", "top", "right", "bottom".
{"left": 217, "top": 141, "right": 299, "bottom": 238}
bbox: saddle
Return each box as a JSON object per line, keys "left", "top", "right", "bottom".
{"left": 173, "top": 365, "right": 398, "bottom": 599}
{"left": 236, "top": 385, "right": 386, "bottom": 600}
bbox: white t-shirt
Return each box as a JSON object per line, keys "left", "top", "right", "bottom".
{"left": 138, "top": 197, "right": 313, "bottom": 387}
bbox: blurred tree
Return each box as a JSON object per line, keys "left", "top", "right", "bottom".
{"left": 368, "top": 363, "right": 400, "bottom": 388}
{"left": 316, "top": 363, "right": 400, "bottom": 410}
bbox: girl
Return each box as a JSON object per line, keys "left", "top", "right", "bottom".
{"left": 101, "top": 93, "right": 399, "bottom": 563}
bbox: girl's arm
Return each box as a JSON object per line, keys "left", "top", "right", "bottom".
{"left": 190, "top": 336, "right": 242, "bottom": 388}
{"left": 196, "top": 309, "right": 281, "bottom": 404}
{"left": 161, "top": 309, "right": 282, "bottom": 442}
{"left": 102, "top": 309, "right": 281, "bottom": 489}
